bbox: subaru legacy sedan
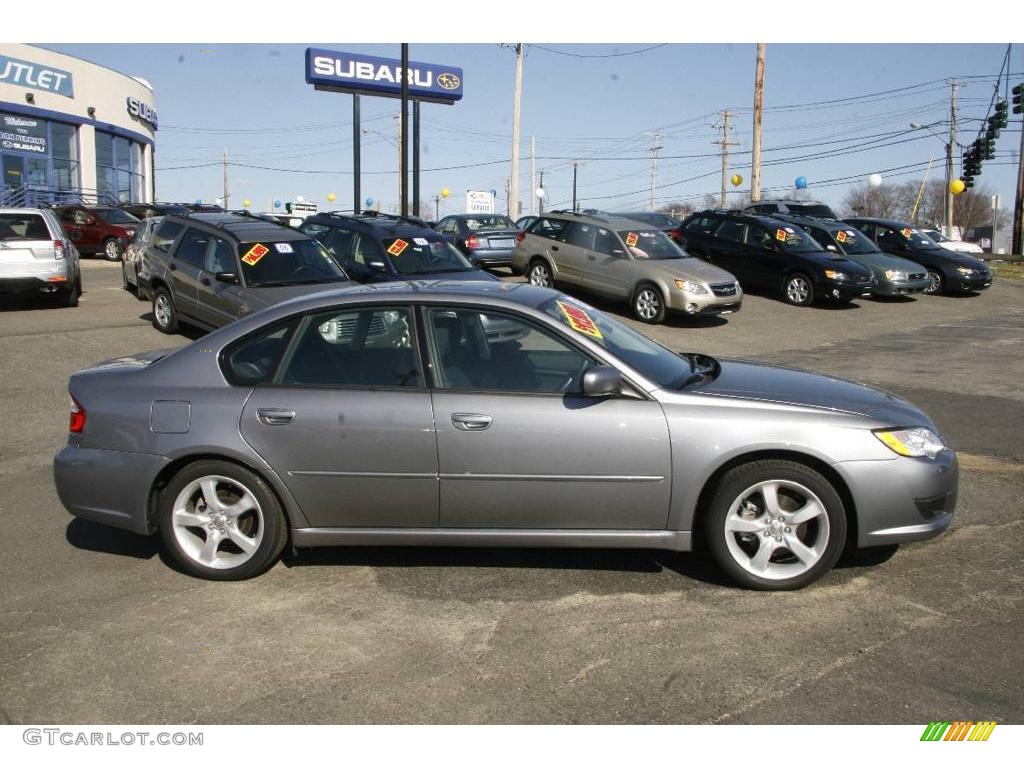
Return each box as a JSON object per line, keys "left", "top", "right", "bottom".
{"left": 54, "top": 282, "right": 956, "bottom": 589}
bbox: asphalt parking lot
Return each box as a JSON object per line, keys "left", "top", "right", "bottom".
{"left": 0, "top": 260, "right": 1021, "bottom": 725}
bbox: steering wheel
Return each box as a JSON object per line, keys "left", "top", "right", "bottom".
{"left": 560, "top": 359, "right": 591, "bottom": 393}
{"left": 293, "top": 265, "right": 311, "bottom": 276}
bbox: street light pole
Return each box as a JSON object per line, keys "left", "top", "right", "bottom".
{"left": 946, "top": 80, "right": 961, "bottom": 237}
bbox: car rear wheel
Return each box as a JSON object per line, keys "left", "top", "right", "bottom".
{"left": 632, "top": 282, "right": 666, "bottom": 323}
{"left": 159, "top": 460, "right": 287, "bottom": 580}
{"left": 528, "top": 259, "right": 553, "bottom": 288}
{"left": 58, "top": 275, "right": 80, "bottom": 308}
{"left": 924, "top": 269, "right": 944, "bottom": 294}
{"left": 152, "top": 286, "right": 179, "bottom": 334}
{"left": 783, "top": 273, "right": 814, "bottom": 306}
{"left": 704, "top": 460, "right": 846, "bottom": 590}
{"left": 103, "top": 238, "right": 123, "bottom": 262}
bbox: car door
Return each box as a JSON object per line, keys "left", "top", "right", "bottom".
{"left": 746, "top": 223, "right": 789, "bottom": 289}
{"left": 349, "top": 232, "right": 392, "bottom": 282}
{"left": 167, "top": 227, "right": 209, "bottom": 322}
{"left": 551, "top": 221, "right": 593, "bottom": 286}
{"left": 195, "top": 234, "right": 245, "bottom": 327}
{"left": 584, "top": 226, "right": 632, "bottom": 298}
{"left": 424, "top": 305, "right": 671, "bottom": 530}
{"left": 59, "top": 208, "right": 89, "bottom": 251}
{"left": 238, "top": 305, "right": 438, "bottom": 528}
{"left": 707, "top": 219, "right": 751, "bottom": 282}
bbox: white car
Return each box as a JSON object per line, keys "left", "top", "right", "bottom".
{"left": 921, "top": 228, "right": 984, "bottom": 254}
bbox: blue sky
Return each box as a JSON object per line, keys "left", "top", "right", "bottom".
{"left": 39, "top": 42, "right": 1023, "bottom": 221}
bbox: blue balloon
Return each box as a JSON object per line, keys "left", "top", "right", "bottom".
{"left": 273, "top": 199, "right": 282, "bottom": 209}
{"left": 365, "top": 197, "right": 374, "bottom": 207}
{"left": 795, "top": 176, "right": 808, "bottom": 189}
{"left": 194, "top": 198, "right": 202, "bottom": 205}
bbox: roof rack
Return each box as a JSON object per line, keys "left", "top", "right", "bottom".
{"left": 549, "top": 208, "right": 611, "bottom": 222}
{"left": 327, "top": 209, "right": 430, "bottom": 228}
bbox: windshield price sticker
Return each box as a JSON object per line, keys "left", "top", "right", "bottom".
{"left": 273, "top": 242, "right": 294, "bottom": 254}
{"left": 625, "top": 232, "right": 639, "bottom": 247}
{"left": 241, "top": 243, "right": 270, "bottom": 265}
{"left": 387, "top": 239, "right": 409, "bottom": 256}
{"left": 901, "top": 227, "right": 913, "bottom": 238}
{"left": 776, "top": 228, "right": 787, "bottom": 241}
{"left": 835, "top": 230, "right": 848, "bottom": 243}
{"left": 413, "top": 237, "right": 429, "bottom": 246}
{"left": 557, "top": 300, "right": 603, "bottom": 340}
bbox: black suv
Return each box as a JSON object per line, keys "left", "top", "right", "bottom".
{"left": 140, "top": 213, "right": 349, "bottom": 334}
{"left": 678, "top": 209, "right": 874, "bottom": 306}
{"left": 299, "top": 211, "right": 495, "bottom": 284}
{"left": 744, "top": 200, "right": 838, "bottom": 219}
{"left": 843, "top": 217, "right": 992, "bottom": 295}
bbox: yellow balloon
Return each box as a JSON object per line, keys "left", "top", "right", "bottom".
{"left": 441, "top": 187, "right": 450, "bottom": 198}
{"left": 242, "top": 199, "right": 251, "bottom": 208}
{"left": 949, "top": 179, "right": 966, "bottom": 196}
{"left": 327, "top": 192, "right": 337, "bottom": 202}
{"left": 730, "top": 174, "right": 743, "bottom": 187}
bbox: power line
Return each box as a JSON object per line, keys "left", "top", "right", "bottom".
{"left": 528, "top": 44, "right": 668, "bottom": 59}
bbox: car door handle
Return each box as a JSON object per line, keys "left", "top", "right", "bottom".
{"left": 451, "top": 413, "right": 492, "bottom": 431}
{"left": 551, "top": 245, "right": 559, "bottom": 251}
{"left": 169, "top": 263, "right": 177, "bottom": 271}
{"left": 586, "top": 252, "right": 596, "bottom": 261}
{"left": 256, "top": 408, "right": 295, "bottom": 426}
{"left": 200, "top": 276, "right": 211, "bottom": 285}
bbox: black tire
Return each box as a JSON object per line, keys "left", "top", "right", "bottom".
{"left": 703, "top": 459, "right": 847, "bottom": 590}
{"left": 632, "top": 282, "right": 666, "bottom": 324}
{"left": 58, "top": 274, "right": 80, "bottom": 308}
{"left": 923, "top": 269, "right": 944, "bottom": 295}
{"left": 783, "top": 272, "right": 815, "bottom": 306}
{"left": 528, "top": 258, "right": 553, "bottom": 288}
{"left": 152, "top": 286, "right": 179, "bottom": 334}
{"left": 102, "top": 237, "right": 123, "bottom": 262}
{"left": 158, "top": 460, "right": 288, "bottom": 580}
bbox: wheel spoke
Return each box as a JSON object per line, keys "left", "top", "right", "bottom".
{"left": 173, "top": 510, "right": 210, "bottom": 528}
{"left": 759, "top": 482, "right": 782, "bottom": 516}
{"left": 200, "top": 479, "right": 223, "bottom": 512}
{"left": 725, "top": 516, "right": 762, "bottom": 534}
{"left": 221, "top": 491, "right": 258, "bottom": 519}
{"left": 226, "top": 526, "right": 258, "bottom": 555}
{"left": 784, "top": 534, "right": 820, "bottom": 565}
{"left": 199, "top": 531, "right": 223, "bottom": 564}
{"left": 750, "top": 539, "right": 776, "bottom": 573}
{"left": 788, "top": 500, "right": 826, "bottom": 526}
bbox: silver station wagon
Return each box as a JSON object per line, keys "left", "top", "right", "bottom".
{"left": 511, "top": 210, "right": 742, "bottom": 323}
{"left": 54, "top": 281, "right": 956, "bottom": 589}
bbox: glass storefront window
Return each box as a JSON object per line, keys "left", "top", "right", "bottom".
{"left": 95, "top": 130, "right": 143, "bottom": 203}
{"left": 51, "top": 123, "right": 77, "bottom": 161}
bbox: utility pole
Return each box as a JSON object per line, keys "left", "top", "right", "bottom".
{"left": 945, "top": 80, "right": 962, "bottom": 237}
{"left": 1013, "top": 121, "right": 1024, "bottom": 255}
{"left": 434, "top": 194, "right": 441, "bottom": 221}
{"left": 649, "top": 132, "right": 662, "bottom": 211}
{"left": 222, "top": 148, "right": 229, "bottom": 210}
{"left": 510, "top": 43, "right": 524, "bottom": 221}
{"left": 530, "top": 136, "right": 537, "bottom": 216}
{"left": 991, "top": 194, "right": 1000, "bottom": 254}
{"left": 751, "top": 43, "right": 766, "bottom": 203}
{"left": 712, "top": 111, "right": 738, "bottom": 208}
{"left": 538, "top": 171, "right": 545, "bottom": 215}
{"left": 352, "top": 95, "right": 361, "bottom": 214}
{"left": 572, "top": 161, "right": 579, "bottom": 213}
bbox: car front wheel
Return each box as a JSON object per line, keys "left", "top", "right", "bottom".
{"left": 924, "top": 269, "right": 944, "bottom": 295}
{"left": 159, "top": 461, "right": 288, "bottom": 580}
{"left": 704, "top": 460, "right": 847, "bottom": 590}
{"left": 784, "top": 273, "right": 814, "bottom": 306}
{"left": 633, "top": 283, "right": 666, "bottom": 323}
{"left": 103, "top": 238, "right": 123, "bottom": 262}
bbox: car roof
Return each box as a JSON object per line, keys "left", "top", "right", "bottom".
{"left": 538, "top": 210, "right": 662, "bottom": 229}
{"left": 306, "top": 211, "right": 435, "bottom": 236}
{"left": 691, "top": 208, "right": 793, "bottom": 228}
{"left": 843, "top": 217, "right": 912, "bottom": 227}
{"left": 772, "top": 213, "right": 851, "bottom": 232}
{"left": 0, "top": 207, "right": 53, "bottom": 215}
{"left": 167, "top": 213, "right": 313, "bottom": 243}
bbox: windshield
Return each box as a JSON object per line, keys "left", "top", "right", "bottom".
{"left": 463, "top": 215, "right": 516, "bottom": 231}
{"left": 95, "top": 209, "right": 140, "bottom": 225}
{"left": 239, "top": 239, "right": 349, "bottom": 287}
{"left": 899, "top": 227, "right": 942, "bottom": 250}
{"left": 765, "top": 224, "right": 822, "bottom": 253}
{"left": 616, "top": 229, "right": 687, "bottom": 260}
{"left": 383, "top": 236, "right": 475, "bottom": 275}
{"left": 540, "top": 295, "right": 709, "bottom": 389}
{"left": 921, "top": 228, "right": 952, "bottom": 243}
{"left": 621, "top": 213, "right": 679, "bottom": 229}
{"left": 830, "top": 227, "right": 880, "bottom": 255}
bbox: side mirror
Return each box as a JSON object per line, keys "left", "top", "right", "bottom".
{"left": 85, "top": 216, "right": 96, "bottom": 226}
{"left": 368, "top": 260, "right": 387, "bottom": 271}
{"left": 581, "top": 365, "right": 621, "bottom": 397}
{"left": 826, "top": 244, "right": 838, "bottom": 252}
{"left": 215, "top": 271, "right": 239, "bottom": 284}
{"left": 611, "top": 248, "right": 626, "bottom": 257}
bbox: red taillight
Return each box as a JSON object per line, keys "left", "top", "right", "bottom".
{"left": 465, "top": 235, "right": 481, "bottom": 249}
{"left": 69, "top": 396, "right": 86, "bottom": 434}
{"left": 515, "top": 231, "right": 525, "bottom": 244}
{"left": 670, "top": 228, "right": 682, "bottom": 240}
{"left": 54, "top": 240, "right": 65, "bottom": 259}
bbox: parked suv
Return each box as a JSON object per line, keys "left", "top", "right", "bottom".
{"left": 122, "top": 215, "right": 163, "bottom": 298}
{"left": 744, "top": 200, "right": 838, "bottom": 219}
{"left": 299, "top": 211, "right": 494, "bottom": 284}
{"left": 844, "top": 218, "right": 992, "bottom": 295}
{"left": 121, "top": 202, "right": 190, "bottom": 220}
{"left": 773, "top": 214, "right": 930, "bottom": 297}
{"left": 0, "top": 207, "right": 81, "bottom": 307}
{"left": 435, "top": 213, "right": 520, "bottom": 268}
{"left": 678, "top": 210, "right": 874, "bottom": 306}
{"left": 511, "top": 210, "right": 741, "bottom": 323}
{"left": 141, "top": 213, "right": 350, "bottom": 335}
{"left": 53, "top": 204, "right": 140, "bottom": 261}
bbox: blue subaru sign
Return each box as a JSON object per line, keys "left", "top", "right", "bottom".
{"left": 0, "top": 54, "right": 74, "bottom": 98}
{"left": 305, "top": 48, "right": 463, "bottom": 104}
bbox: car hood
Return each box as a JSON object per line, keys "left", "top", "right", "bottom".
{"left": 792, "top": 250, "right": 872, "bottom": 275}
{"left": 245, "top": 281, "right": 353, "bottom": 309}
{"left": 911, "top": 248, "right": 987, "bottom": 269}
{"left": 842, "top": 251, "right": 926, "bottom": 274}
{"left": 639, "top": 257, "right": 738, "bottom": 284}
{"left": 692, "top": 358, "right": 931, "bottom": 425}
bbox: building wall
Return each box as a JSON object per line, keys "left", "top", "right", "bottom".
{"left": 0, "top": 43, "right": 156, "bottom": 203}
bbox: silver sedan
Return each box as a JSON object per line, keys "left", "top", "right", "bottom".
{"left": 54, "top": 281, "right": 956, "bottom": 588}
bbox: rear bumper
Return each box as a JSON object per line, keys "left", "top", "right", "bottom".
{"left": 467, "top": 248, "right": 514, "bottom": 267}
{"left": 0, "top": 260, "right": 73, "bottom": 292}
{"left": 54, "top": 445, "right": 168, "bottom": 535}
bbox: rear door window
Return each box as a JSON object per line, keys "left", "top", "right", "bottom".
{"left": 684, "top": 216, "right": 720, "bottom": 235}
{"left": 175, "top": 228, "right": 210, "bottom": 269}
{"left": 715, "top": 220, "right": 748, "bottom": 244}
{"left": 530, "top": 217, "right": 569, "bottom": 240}
{"left": 560, "top": 222, "right": 596, "bottom": 250}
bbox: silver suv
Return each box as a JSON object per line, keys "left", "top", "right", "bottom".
{"left": 0, "top": 207, "right": 81, "bottom": 307}
{"left": 511, "top": 211, "right": 741, "bottom": 323}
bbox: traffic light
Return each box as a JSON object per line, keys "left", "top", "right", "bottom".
{"left": 993, "top": 100, "right": 1008, "bottom": 128}
{"left": 960, "top": 175, "right": 974, "bottom": 189}
{"left": 1014, "top": 83, "right": 1024, "bottom": 115}
{"left": 983, "top": 138, "right": 996, "bottom": 160}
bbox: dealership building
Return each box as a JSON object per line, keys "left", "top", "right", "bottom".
{"left": 0, "top": 43, "right": 156, "bottom": 206}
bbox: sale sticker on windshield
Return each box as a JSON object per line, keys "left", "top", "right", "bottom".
{"left": 625, "top": 232, "right": 639, "bottom": 247}
{"left": 836, "top": 230, "right": 848, "bottom": 243}
{"left": 776, "top": 229, "right": 787, "bottom": 241}
{"left": 387, "top": 239, "right": 409, "bottom": 256}
{"left": 241, "top": 243, "right": 270, "bottom": 266}
{"left": 901, "top": 227, "right": 913, "bottom": 238}
{"left": 557, "top": 300, "right": 603, "bottom": 340}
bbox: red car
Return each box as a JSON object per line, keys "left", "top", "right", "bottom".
{"left": 53, "top": 205, "right": 140, "bottom": 261}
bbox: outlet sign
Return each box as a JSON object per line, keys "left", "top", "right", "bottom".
{"left": 0, "top": 54, "right": 74, "bottom": 98}
{"left": 305, "top": 48, "right": 463, "bottom": 104}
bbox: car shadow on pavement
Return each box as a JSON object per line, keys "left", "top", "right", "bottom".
{"left": 0, "top": 295, "right": 65, "bottom": 312}
{"left": 864, "top": 294, "right": 917, "bottom": 304}
{"left": 65, "top": 518, "right": 160, "bottom": 560}
{"left": 137, "top": 312, "right": 207, "bottom": 341}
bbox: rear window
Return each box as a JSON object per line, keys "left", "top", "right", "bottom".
{"left": 462, "top": 215, "right": 515, "bottom": 231}
{"left": 683, "top": 215, "right": 720, "bottom": 235}
{"left": 151, "top": 220, "right": 184, "bottom": 252}
{"left": 0, "top": 213, "right": 50, "bottom": 241}
{"left": 787, "top": 203, "right": 837, "bottom": 218}
{"left": 95, "top": 208, "right": 140, "bottom": 225}
{"left": 529, "top": 217, "right": 569, "bottom": 240}
{"left": 237, "top": 238, "right": 349, "bottom": 288}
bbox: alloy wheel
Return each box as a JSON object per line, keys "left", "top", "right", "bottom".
{"left": 104, "top": 239, "right": 122, "bottom": 261}
{"left": 154, "top": 294, "right": 172, "bottom": 328}
{"left": 924, "top": 270, "right": 943, "bottom": 294}
{"left": 635, "top": 288, "right": 660, "bottom": 321}
{"left": 529, "top": 262, "right": 552, "bottom": 287}
{"left": 786, "top": 276, "right": 811, "bottom": 305}
{"left": 170, "top": 475, "right": 265, "bottom": 570}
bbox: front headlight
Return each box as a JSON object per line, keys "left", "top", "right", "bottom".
{"left": 957, "top": 266, "right": 975, "bottom": 276}
{"left": 824, "top": 270, "right": 847, "bottom": 280}
{"left": 874, "top": 427, "right": 947, "bottom": 459}
{"left": 674, "top": 279, "right": 707, "bottom": 294}
{"left": 883, "top": 269, "right": 907, "bottom": 281}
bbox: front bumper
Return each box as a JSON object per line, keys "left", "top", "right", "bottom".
{"left": 950, "top": 272, "right": 992, "bottom": 291}
{"left": 666, "top": 283, "right": 743, "bottom": 315}
{"left": 836, "top": 449, "right": 958, "bottom": 548}
{"left": 820, "top": 279, "right": 874, "bottom": 301}
{"left": 872, "top": 277, "right": 930, "bottom": 296}
{"left": 54, "top": 445, "right": 168, "bottom": 535}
